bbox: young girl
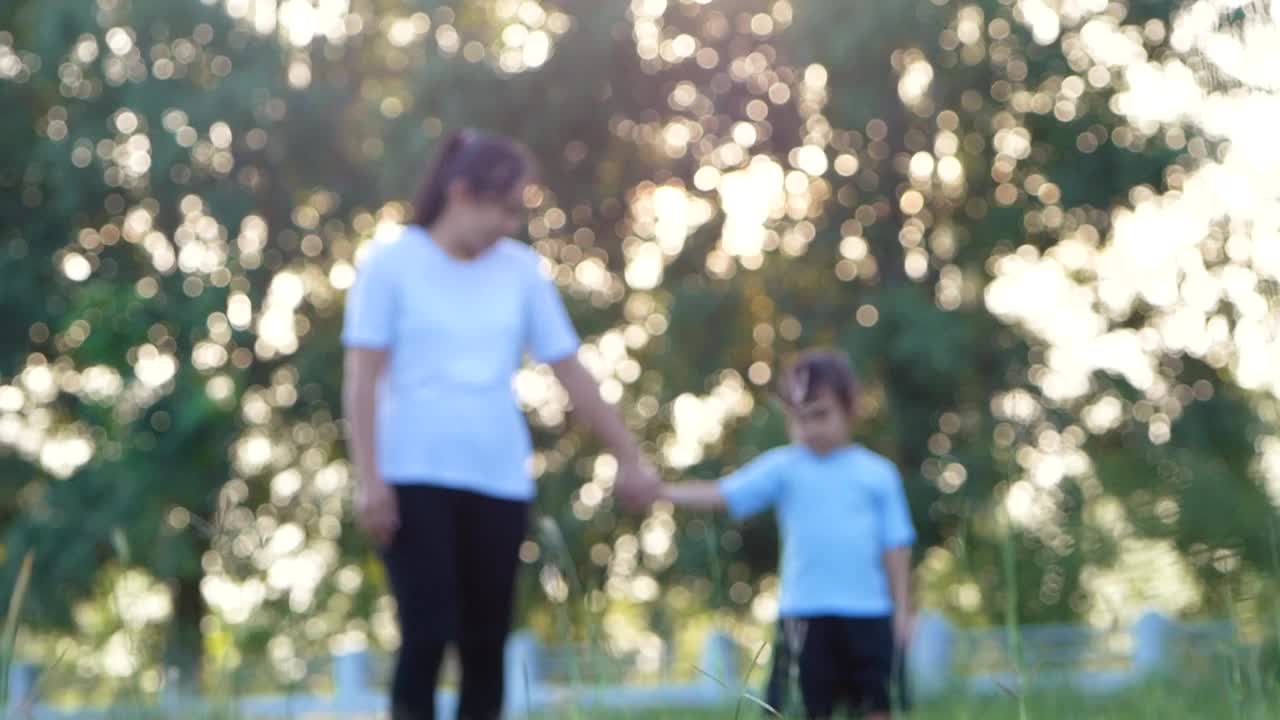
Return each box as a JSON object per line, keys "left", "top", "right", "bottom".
{"left": 341, "top": 129, "right": 659, "bottom": 720}
{"left": 661, "top": 349, "right": 916, "bottom": 720}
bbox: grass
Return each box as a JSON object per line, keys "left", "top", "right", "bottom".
{"left": 12, "top": 680, "right": 1277, "bottom": 720}
{"left": 1, "top": 551, "right": 34, "bottom": 711}
{"left": 999, "top": 526, "right": 1029, "bottom": 720}
{"left": 524, "top": 681, "right": 1280, "bottom": 719}
{"left": 6, "top": 621, "right": 1280, "bottom": 719}
{"left": 8, "top": 519, "right": 1280, "bottom": 719}
{"left": 3, "top": 684, "right": 1276, "bottom": 720}
{"left": 509, "top": 516, "right": 1277, "bottom": 720}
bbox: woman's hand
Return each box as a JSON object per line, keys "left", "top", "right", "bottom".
{"left": 551, "top": 356, "right": 661, "bottom": 513}
{"left": 356, "top": 476, "right": 400, "bottom": 547}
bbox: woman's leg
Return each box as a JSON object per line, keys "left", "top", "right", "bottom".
{"left": 382, "top": 485, "right": 459, "bottom": 720}
{"left": 454, "top": 491, "right": 529, "bottom": 720}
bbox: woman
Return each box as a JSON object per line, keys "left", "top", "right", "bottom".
{"left": 341, "top": 129, "right": 659, "bottom": 720}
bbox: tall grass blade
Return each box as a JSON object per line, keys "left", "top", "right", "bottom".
{"left": 733, "top": 641, "right": 773, "bottom": 720}
{"left": 1, "top": 552, "right": 35, "bottom": 711}
{"left": 1000, "top": 523, "right": 1029, "bottom": 720}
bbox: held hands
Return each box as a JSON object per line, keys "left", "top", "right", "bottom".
{"left": 615, "top": 455, "right": 661, "bottom": 512}
{"left": 356, "top": 476, "right": 400, "bottom": 547}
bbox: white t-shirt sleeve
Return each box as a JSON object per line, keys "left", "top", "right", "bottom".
{"left": 719, "top": 449, "right": 788, "bottom": 520}
{"left": 524, "top": 259, "right": 580, "bottom": 364}
{"left": 341, "top": 242, "right": 397, "bottom": 349}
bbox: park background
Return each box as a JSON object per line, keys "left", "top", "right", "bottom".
{"left": 2, "top": 0, "right": 1280, "bottom": 716}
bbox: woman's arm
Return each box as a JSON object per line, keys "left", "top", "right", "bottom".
{"left": 552, "top": 355, "right": 641, "bottom": 463}
{"left": 343, "top": 347, "right": 398, "bottom": 544}
{"left": 551, "top": 355, "right": 658, "bottom": 508}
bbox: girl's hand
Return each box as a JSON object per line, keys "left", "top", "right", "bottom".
{"left": 893, "top": 609, "right": 916, "bottom": 649}
{"left": 356, "top": 477, "right": 400, "bottom": 547}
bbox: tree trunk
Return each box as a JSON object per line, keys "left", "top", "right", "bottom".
{"left": 165, "top": 574, "right": 205, "bottom": 698}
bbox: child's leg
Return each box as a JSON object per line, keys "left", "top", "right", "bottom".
{"left": 842, "top": 616, "right": 901, "bottom": 719}
{"left": 763, "top": 619, "right": 792, "bottom": 714}
{"left": 794, "top": 617, "right": 839, "bottom": 720}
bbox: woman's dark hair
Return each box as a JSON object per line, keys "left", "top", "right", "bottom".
{"left": 411, "top": 129, "right": 534, "bottom": 227}
{"left": 777, "top": 348, "right": 860, "bottom": 413}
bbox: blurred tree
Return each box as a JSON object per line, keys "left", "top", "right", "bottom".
{"left": 0, "top": 0, "right": 321, "bottom": 692}
{"left": 0, "top": 0, "right": 1277, "bottom": 696}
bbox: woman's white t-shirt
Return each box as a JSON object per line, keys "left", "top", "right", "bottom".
{"left": 341, "top": 225, "right": 580, "bottom": 501}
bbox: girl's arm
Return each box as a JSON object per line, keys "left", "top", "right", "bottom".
{"left": 664, "top": 451, "right": 783, "bottom": 515}
{"left": 884, "top": 545, "right": 912, "bottom": 610}
{"left": 661, "top": 481, "right": 727, "bottom": 511}
{"left": 883, "top": 545, "right": 914, "bottom": 646}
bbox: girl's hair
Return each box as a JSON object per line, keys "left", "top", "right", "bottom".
{"left": 411, "top": 129, "right": 534, "bottom": 227}
{"left": 778, "top": 348, "right": 860, "bottom": 413}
